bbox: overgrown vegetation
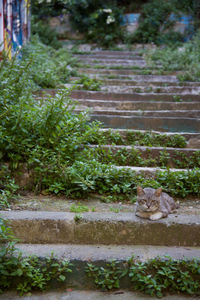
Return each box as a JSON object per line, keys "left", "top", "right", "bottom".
{"left": 86, "top": 257, "right": 200, "bottom": 297}
{"left": 147, "top": 31, "right": 200, "bottom": 81}
{"left": 67, "top": 0, "right": 125, "bottom": 47}
{"left": 22, "top": 37, "right": 77, "bottom": 88}
{"left": 88, "top": 130, "right": 187, "bottom": 148}
{"left": 85, "top": 146, "right": 200, "bottom": 169}
{"left": 0, "top": 217, "right": 72, "bottom": 295}
{"left": 31, "top": 18, "right": 62, "bottom": 50}
{"left": 75, "top": 75, "right": 102, "bottom": 91}
{"left": 0, "top": 42, "right": 200, "bottom": 208}
{"left": 128, "top": 0, "right": 195, "bottom": 45}
{"left": 1, "top": 217, "right": 199, "bottom": 297}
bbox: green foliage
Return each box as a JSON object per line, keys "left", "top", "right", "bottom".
{"left": 0, "top": 215, "right": 72, "bottom": 295}
{"left": 86, "top": 260, "right": 126, "bottom": 290}
{"left": 129, "top": 0, "right": 184, "bottom": 45}
{"left": 75, "top": 75, "right": 102, "bottom": 91}
{"left": 147, "top": 31, "right": 200, "bottom": 81}
{"left": 87, "top": 130, "right": 187, "bottom": 148}
{"left": 31, "top": 18, "right": 62, "bottom": 49}
{"left": 0, "top": 166, "right": 19, "bottom": 209}
{"left": 70, "top": 203, "right": 89, "bottom": 213}
{"left": 1, "top": 42, "right": 200, "bottom": 203}
{"left": 128, "top": 257, "right": 200, "bottom": 297}
{"left": 31, "top": 0, "right": 68, "bottom": 18}
{"left": 22, "top": 37, "right": 76, "bottom": 88}
{"left": 0, "top": 249, "right": 72, "bottom": 295}
{"left": 86, "top": 257, "right": 200, "bottom": 297}
{"left": 67, "top": 0, "right": 125, "bottom": 47}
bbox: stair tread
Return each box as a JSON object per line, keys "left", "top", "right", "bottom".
{"left": 16, "top": 244, "right": 200, "bottom": 261}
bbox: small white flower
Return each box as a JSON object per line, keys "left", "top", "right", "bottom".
{"left": 106, "top": 15, "right": 115, "bottom": 24}
{"left": 103, "top": 8, "right": 112, "bottom": 13}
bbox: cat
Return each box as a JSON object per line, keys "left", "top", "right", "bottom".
{"left": 135, "top": 186, "right": 178, "bottom": 221}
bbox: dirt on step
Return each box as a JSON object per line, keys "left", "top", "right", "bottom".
{"left": 8, "top": 193, "right": 200, "bottom": 216}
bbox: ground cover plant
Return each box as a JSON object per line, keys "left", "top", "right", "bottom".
{"left": 22, "top": 37, "right": 77, "bottom": 88}
{"left": 0, "top": 216, "right": 72, "bottom": 295}
{"left": 83, "top": 146, "right": 200, "bottom": 169}
{"left": 66, "top": 0, "right": 125, "bottom": 48}
{"left": 86, "top": 257, "right": 200, "bottom": 297}
{"left": 88, "top": 130, "right": 187, "bottom": 148}
{"left": 127, "top": 0, "right": 196, "bottom": 45}
{"left": 147, "top": 31, "right": 200, "bottom": 81}
{"left": 1, "top": 216, "right": 199, "bottom": 297}
{"left": 0, "top": 39, "right": 200, "bottom": 208}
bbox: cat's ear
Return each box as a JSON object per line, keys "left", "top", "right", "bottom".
{"left": 155, "top": 187, "right": 162, "bottom": 197}
{"left": 137, "top": 186, "right": 145, "bottom": 196}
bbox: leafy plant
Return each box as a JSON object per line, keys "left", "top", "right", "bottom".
{"left": 147, "top": 31, "right": 200, "bottom": 81}
{"left": 86, "top": 257, "right": 200, "bottom": 297}
{"left": 75, "top": 75, "right": 102, "bottom": 91}
{"left": 70, "top": 203, "right": 89, "bottom": 213}
{"left": 67, "top": 0, "right": 125, "bottom": 47}
{"left": 128, "top": 256, "right": 200, "bottom": 297}
{"left": 0, "top": 216, "right": 72, "bottom": 295}
{"left": 128, "top": 0, "right": 183, "bottom": 45}
{"left": 0, "top": 165, "right": 19, "bottom": 209}
{"left": 31, "top": 18, "right": 62, "bottom": 49}
{"left": 86, "top": 260, "right": 127, "bottom": 290}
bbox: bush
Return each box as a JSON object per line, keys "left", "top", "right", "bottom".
{"left": 67, "top": 0, "right": 125, "bottom": 47}
{"left": 31, "top": 18, "right": 62, "bottom": 49}
{"left": 147, "top": 30, "right": 200, "bottom": 81}
{"left": 129, "top": 0, "right": 183, "bottom": 45}
{"left": 22, "top": 37, "right": 76, "bottom": 88}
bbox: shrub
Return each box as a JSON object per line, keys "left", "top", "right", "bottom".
{"left": 31, "top": 18, "right": 62, "bottom": 49}
{"left": 67, "top": 0, "right": 125, "bottom": 47}
{"left": 147, "top": 30, "right": 200, "bottom": 81}
{"left": 129, "top": 0, "right": 184, "bottom": 45}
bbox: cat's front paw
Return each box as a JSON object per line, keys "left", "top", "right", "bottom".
{"left": 150, "top": 212, "right": 163, "bottom": 221}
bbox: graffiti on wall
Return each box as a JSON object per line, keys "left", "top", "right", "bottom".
{"left": 0, "top": 0, "right": 30, "bottom": 58}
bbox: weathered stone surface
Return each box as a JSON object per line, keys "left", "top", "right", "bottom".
{"left": 76, "top": 99, "right": 200, "bottom": 111}
{"left": 90, "top": 115, "right": 200, "bottom": 132}
{"left": 1, "top": 211, "right": 200, "bottom": 246}
{"left": 16, "top": 244, "right": 200, "bottom": 261}
{"left": 70, "top": 90, "right": 200, "bottom": 102}
{"left": 1, "top": 290, "right": 197, "bottom": 300}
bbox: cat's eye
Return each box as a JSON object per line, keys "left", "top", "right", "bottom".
{"left": 139, "top": 199, "right": 146, "bottom": 204}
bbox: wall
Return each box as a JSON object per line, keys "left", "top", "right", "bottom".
{"left": 0, "top": 0, "right": 30, "bottom": 58}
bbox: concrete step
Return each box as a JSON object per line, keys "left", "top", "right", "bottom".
{"left": 37, "top": 88, "right": 200, "bottom": 102}
{"left": 113, "top": 165, "right": 191, "bottom": 174}
{"left": 76, "top": 99, "right": 200, "bottom": 111}
{"left": 99, "top": 129, "right": 200, "bottom": 148}
{"left": 99, "top": 85, "right": 200, "bottom": 95}
{"left": 70, "top": 90, "right": 200, "bottom": 102}
{"left": 76, "top": 61, "right": 147, "bottom": 68}
{"left": 1, "top": 210, "right": 199, "bottom": 246}
{"left": 1, "top": 290, "right": 199, "bottom": 300}
{"left": 76, "top": 108, "right": 200, "bottom": 118}
{"left": 74, "top": 54, "right": 144, "bottom": 60}
{"left": 76, "top": 57, "right": 146, "bottom": 63}
{"left": 90, "top": 115, "right": 200, "bottom": 132}
{"left": 16, "top": 244, "right": 200, "bottom": 262}
{"left": 72, "top": 50, "right": 144, "bottom": 56}
{"left": 78, "top": 68, "right": 181, "bottom": 77}
{"left": 100, "top": 128, "right": 200, "bottom": 141}
{"left": 89, "top": 145, "right": 200, "bottom": 168}
{"left": 72, "top": 76, "right": 200, "bottom": 87}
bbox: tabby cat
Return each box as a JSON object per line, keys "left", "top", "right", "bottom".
{"left": 135, "top": 186, "right": 178, "bottom": 221}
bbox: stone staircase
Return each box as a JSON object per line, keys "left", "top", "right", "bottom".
{"left": 2, "top": 47, "right": 200, "bottom": 293}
